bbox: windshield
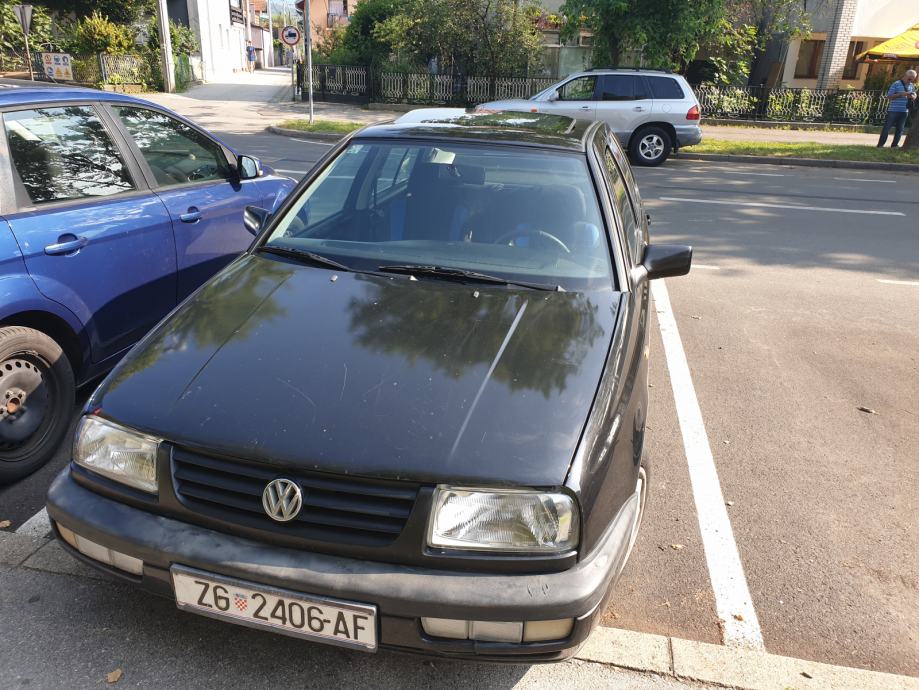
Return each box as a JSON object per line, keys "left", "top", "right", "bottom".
{"left": 264, "top": 141, "right": 614, "bottom": 290}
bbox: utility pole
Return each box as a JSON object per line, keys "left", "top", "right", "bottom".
{"left": 156, "top": 0, "right": 175, "bottom": 92}
{"left": 267, "top": 0, "right": 273, "bottom": 67}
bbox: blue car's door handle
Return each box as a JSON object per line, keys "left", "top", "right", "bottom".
{"left": 44, "top": 236, "right": 89, "bottom": 255}
{"left": 179, "top": 207, "right": 202, "bottom": 223}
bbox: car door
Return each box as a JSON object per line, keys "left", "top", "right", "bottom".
{"left": 595, "top": 75, "right": 653, "bottom": 142}
{"left": 538, "top": 75, "right": 597, "bottom": 120}
{"left": 0, "top": 103, "right": 177, "bottom": 363}
{"left": 109, "top": 105, "right": 262, "bottom": 301}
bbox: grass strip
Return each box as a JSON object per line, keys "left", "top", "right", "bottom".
{"left": 691, "top": 138, "right": 919, "bottom": 164}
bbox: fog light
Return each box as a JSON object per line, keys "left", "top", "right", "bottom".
{"left": 55, "top": 522, "right": 143, "bottom": 576}
{"left": 421, "top": 617, "right": 468, "bottom": 639}
{"left": 523, "top": 618, "right": 574, "bottom": 642}
{"left": 470, "top": 620, "right": 523, "bottom": 643}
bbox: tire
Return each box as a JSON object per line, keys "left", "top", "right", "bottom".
{"left": 0, "top": 326, "right": 75, "bottom": 484}
{"left": 629, "top": 126, "right": 672, "bottom": 167}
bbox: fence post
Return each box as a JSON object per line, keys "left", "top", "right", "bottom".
{"left": 98, "top": 54, "right": 107, "bottom": 84}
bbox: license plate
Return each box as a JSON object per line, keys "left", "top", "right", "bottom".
{"left": 171, "top": 565, "right": 377, "bottom": 651}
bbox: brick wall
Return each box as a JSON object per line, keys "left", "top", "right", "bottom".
{"left": 816, "top": 0, "right": 858, "bottom": 89}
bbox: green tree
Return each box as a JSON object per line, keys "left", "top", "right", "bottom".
{"left": 559, "top": 0, "right": 725, "bottom": 69}
{"left": 373, "top": 0, "right": 543, "bottom": 75}
{"left": 340, "top": 0, "right": 406, "bottom": 66}
{"left": 40, "top": 0, "right": 155, "bottom": 25}
{"left": 724, "top": 0, "right": 811, "bottom": 84}
{"left": 64, "top": 11, "right": 135, "bottom": 54}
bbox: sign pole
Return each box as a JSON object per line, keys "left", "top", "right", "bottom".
{"left": 156, "top": 0, "right": 176, "bottom": 93}
{"left": 303, "top": 2, "right": 313, "bottom": 123}
{"left": 12, "top": 5, "right": 33, "bottom": 80}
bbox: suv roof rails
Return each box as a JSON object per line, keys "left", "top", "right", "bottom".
{"left": 585, "top": 66, "right": 674, "bottom": 74}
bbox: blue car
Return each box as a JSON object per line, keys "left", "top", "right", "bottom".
{"left": 0, "top": 84, "right": 295, "bottom": 482}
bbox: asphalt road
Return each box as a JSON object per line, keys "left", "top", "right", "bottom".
{"left": 1, "top": 133, "right": 916, "bottom": 681}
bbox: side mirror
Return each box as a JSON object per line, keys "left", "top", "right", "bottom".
{"left": 642, "top": 244, "right": 692, "bottom": 280}
{"left": 243, "top": 205, "right": 271, "bottom": 236}
{"left": 238, "top": 154, "right": 262, "bottom": 180}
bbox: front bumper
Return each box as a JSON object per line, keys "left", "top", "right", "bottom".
{"left": 47, "top": 468, "right": 636, "bottom": 661}
{"left": 674, "top": 124, "right": 703, "bottom": 148}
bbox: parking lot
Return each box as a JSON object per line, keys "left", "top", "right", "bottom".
{"left": 2, "top": 125, "right": 917, "bottom": 687}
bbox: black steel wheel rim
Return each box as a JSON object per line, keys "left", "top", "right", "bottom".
{"left": 0, "top": 355, "right": 54, "bottom": 455}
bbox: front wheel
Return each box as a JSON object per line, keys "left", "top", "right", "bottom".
{"left": 629, "top": 127, "right": 672, "bottom": 167}
{"left": 0, "top": 327, "right": 75, "bottom": 484}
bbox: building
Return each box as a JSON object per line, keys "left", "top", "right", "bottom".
{"left": 767, "top": 0, "right": 910, "bottom": 89}
{"left": 296, "top": 0, "right": 356, "bottom": 47}
{"left": 166, "top": 0, "right": 273, "bottom": 81}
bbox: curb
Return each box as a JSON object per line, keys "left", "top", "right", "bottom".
{"left": 676, "top": 152, "right": 919, "bottom": 173}
{"left": 576, "top": 627, "right": 919, "bottom": 690}
{"left": 266, "top": 125, "right": 345, "bottom": 143}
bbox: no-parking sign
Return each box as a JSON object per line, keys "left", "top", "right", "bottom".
{"left": 281, "top": 26, "right": 301, "bottom": 47}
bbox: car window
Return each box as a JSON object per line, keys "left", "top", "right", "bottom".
{"left": 3, "top": 106, "right": 134, "bottom": 204}
{"left": 604, "top": 148, "right": 645, "bottom": 264}
{"left": 558, "top": 76, "right": 597, "bottom": 101}
{"left": 647, "top": 76, "right": 685, "bottom": 100}
{"left": 266, "top": 142, "right": 614, "bottom": 290}
{"left": 597, "top": 75, "right": 649, "bottom": 101}
{"left": 112, "top": 106, "right": 233, "bottom": 186}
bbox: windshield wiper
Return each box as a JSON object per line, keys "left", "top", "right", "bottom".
{"left": 378, "top": 264, "right": 561, "bottom": 291}
{"left": 258, "top": 245, "right": 352, "bottom": 272}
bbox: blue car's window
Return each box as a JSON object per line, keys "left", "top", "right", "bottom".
{"left": 113, "top": 106, "right": 232, "bottom": 186}
{"left": 265, "top": 141, "right": 614, "bottom": 289}
{"left": 3, "top": 106, "right": 134, "bottom": 204}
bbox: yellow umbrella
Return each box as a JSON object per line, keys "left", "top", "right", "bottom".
{"left": 858, "top": 22, "right": 919, "bottom": 62}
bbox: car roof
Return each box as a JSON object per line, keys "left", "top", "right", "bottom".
{"left": 358, "top": 109, "right": 595, "bottom": 152}
{"left": 0, "top": 82, "right": 159, "bottom": 108}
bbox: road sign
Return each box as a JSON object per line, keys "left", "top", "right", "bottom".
{"left": 12, "top": 4, "right": 32, "bottom": 33}
{"left": 41, "top": 53, "right": 73, "bottom": 81}
{"left": 281, "top": 26, "right": 301, "bottom": 47}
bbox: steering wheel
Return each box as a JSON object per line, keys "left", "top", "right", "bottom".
{"left": 493, "top": 228, "right": 571, "bottom": 254}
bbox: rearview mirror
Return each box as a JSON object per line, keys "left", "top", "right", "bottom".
{"left": 243, "top": 205, "right": 271, "bottom": 236}
{"left": 642, "top": 244, "right": 692, "bottom": 280}
{"left": 238, "top": 154, "right": 262, "bottom": 180}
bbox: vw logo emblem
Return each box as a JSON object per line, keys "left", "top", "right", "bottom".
{"left": 262, "top": 478, "right": 303, "bottom": 522}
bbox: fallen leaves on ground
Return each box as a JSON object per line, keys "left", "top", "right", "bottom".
{"left": 857, "top": 406, "right": 877, "bottom": 415}
{"left": 0, "top": 520, "right": 11, "bottom": 529}
{"left": 106, "top": 669, "right": 122, "bottom": 684}
{"left": 670, "top": 544, "right": 685, "bottom": 550}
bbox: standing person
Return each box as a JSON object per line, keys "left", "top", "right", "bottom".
{"left": 877, "top": 69, "right": 917, "bottom": 148}
{"left": 245, "top": 40, "right": 257, "bottom": 73}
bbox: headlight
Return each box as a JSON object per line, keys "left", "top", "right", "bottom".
{"left": 427, "top": 486, "right": 579, "bottom": 553}
{"left": 73, "top": 416, "right": 160, "bottom": 493}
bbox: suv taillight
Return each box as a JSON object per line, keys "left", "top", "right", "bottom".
{"left": 687, "top": 105, "right": 701, "bottom": 121}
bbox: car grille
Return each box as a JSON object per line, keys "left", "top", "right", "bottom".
{"left": 171, "top": 447, "right": 419, "bottom": 547}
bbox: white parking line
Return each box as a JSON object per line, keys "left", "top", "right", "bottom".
{"left": 833, "top": 177, "right": 896, "bottom": 184}
{"left": 877, "top": 278, "right": 919, "bottom": 287}
{"left": 15, "top": 507, "right": 51, "bottom": 538}
{"left": 652, "top": 280, "right": 765, "bottom": 650}
{"left": 659, "top": 196, "right": 905, "bottom": 217}
{"left": 691, "top": 264, "right": 721, "bottom": 271}
{"left": 733, "top": 171, "right": 784, "bottom": 177}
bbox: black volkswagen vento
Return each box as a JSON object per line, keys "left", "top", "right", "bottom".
{"left": 46, "top": 111, "right": 691, "bottom": 661}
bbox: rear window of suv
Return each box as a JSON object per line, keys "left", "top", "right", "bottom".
{"left": 647, "top": 77, "right": 685, "bottom": 100}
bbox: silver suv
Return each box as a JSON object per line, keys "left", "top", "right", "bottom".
{"left": 479, "top": 68, "right": 702, "bottom": 166}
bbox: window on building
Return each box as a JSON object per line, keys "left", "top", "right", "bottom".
{"left": 794, "top": 40, "right": 824, "bottom": 79}
{"left": 842, "top": 41, "right": 865, "bottom": 80}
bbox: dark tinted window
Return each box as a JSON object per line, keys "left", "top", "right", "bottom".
{"left": 647, "top": 76, "right": 685, "bottom": 99}
{"left": 558, "top": 76, "right": 597, "bottom": 101}
{"left": 4, "top": 106, "right": 134, "bottom": 204}
{"left": 604, "top": 148, "right": 645, "bottom": 264}
{"left": 114, "top": 106, "right": 232, "bottom": 186}
{"left": 597, "top": 75, "right": 649, "bottom": 101}
{"left": 267, "top": 142, "right": 613, "bottom": 288}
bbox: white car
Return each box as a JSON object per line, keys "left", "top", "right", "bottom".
{"left": 479, "top": 68, "right": 702, "bottom": 166}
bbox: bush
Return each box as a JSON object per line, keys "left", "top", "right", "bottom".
{"left": 146, "top": 18, "right": 199, "bottom": 58}
{"left": 64, "top": 12, "right": 134, "bottom": 54}
{"left": 0, "top": 0, "right": 53, "bottom": 67}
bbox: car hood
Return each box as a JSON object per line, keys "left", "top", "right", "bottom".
{"left": 94, "top": 254, "right": 620, "bottom": 486}
{"left": 478, "top": 99, "right": 538, "bottom": 112}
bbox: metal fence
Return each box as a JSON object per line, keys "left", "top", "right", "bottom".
{"left": 694, "top": 84, "right": 890, "bottom": 126}
{"left": 2, "top": 52, "right": 202, "bottom": 90}
{"left": 296, "top": 64, "right": 557, "bottom": 106}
